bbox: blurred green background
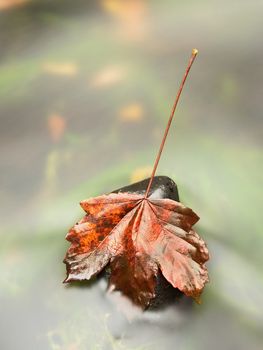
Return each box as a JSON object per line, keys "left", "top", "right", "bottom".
{"left": 0, "top": 0, "right": 263, "bottom": 349}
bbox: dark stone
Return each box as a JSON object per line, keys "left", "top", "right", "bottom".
{"left": 111, "top": 176, "right": 184, "bottom": 309}
{"left": 112, "top": 176, "right": 179, "bottom": 201}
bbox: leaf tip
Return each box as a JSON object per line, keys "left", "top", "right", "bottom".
{"left": 194, "top": 295, "right": 202, "bottom": 304}
{"left": 63, "top": 276, "right": 70, "bottom": 283}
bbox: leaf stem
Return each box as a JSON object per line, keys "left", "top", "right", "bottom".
{"left": 144, "top": 49, "right": 198, "bottom": 199}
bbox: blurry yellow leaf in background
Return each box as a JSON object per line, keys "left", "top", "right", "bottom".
{"left": 102, "top": 0, "right": 120, "bottom": 14}
{"left": 101, "top": 0, "right": 147, "bottom": 40}
{"left": 43, "top": 62, "right": 78, "bottom": 76}
{"left": 0, "top": 0, "right": 28, "bottom": 10}
{"left": 102, "top": 0, "right": 145, "bottom": 19}
{"left": 130, "top": 166, "right": 152, "bottom": 184}
{"left": 90, "top": 65, "right": 126, "bottom": 88}
{"left": 118, "top": 103, "right": 144, "bottom": 122}
{"left": 48, "top": 113, "right": 66, "bottom": 142}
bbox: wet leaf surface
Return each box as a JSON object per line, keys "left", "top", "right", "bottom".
{"left": 64, "top": 179, "right": 209, "bottom": 308}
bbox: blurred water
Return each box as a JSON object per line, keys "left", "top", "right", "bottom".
{"left": 0, "top": 1, "right": 263, "bottom": 349}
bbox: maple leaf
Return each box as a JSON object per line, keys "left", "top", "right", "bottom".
{"left": 63, "top": 49, "right": 210, "bottom": 308}
{"left": 64, "top": 193, "right": 209, "bottom": 308}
